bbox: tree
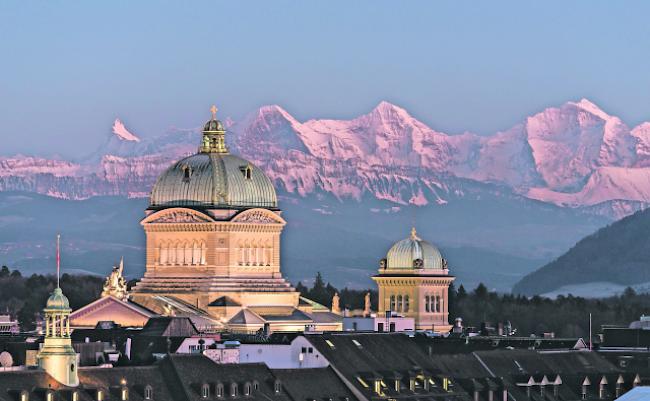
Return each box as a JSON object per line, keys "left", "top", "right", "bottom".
{"left": 0, "top": 266, "right": 9, "bottom": 278}
{"left": 474, "top": 283, "right": 488, "bottom": 300}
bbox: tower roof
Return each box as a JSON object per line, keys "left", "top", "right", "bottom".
{"left": 44, "top": 287, "right": 71, "bottom": 312}
{"left": 384, "top": 227, "right": 447, "bottom": 270}
{"left": 149, "top": 105, "right": 277, "bottom": 209}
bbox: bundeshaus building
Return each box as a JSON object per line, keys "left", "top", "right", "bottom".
{"left": 69, "top": 106, "right": 454, "bottom": 335}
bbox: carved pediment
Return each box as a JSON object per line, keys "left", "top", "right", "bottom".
{"left": 232, "top": 209, "right": 285, "bottom": 225}
{"left": 143, "top": 208, "right": 214, "bottom": 224}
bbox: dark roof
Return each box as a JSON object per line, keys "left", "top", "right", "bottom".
{"left": 139, "top": 317, "right": 199, "bottom": 337}
{"left": 208, "top": 296, "right": 241, "bottom": 307}
{"left": 273, "top": 367, "right": 359, "bottom": 401}
{"left": 162, "top": 354, "right": 292, "bottom": 401}
{"left": 602, "top": 328, "right": 650, "bottom": 348}
{"left": 0, "top": 365, "right": 176, "bottom": 401}
{"left": 306, "top": 332, "right": 636, "bottom": 401}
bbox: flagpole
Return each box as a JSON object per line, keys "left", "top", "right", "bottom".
{"left": 589, "top": 313, "right": 592, "bottom": 351}
{"left": 56, "top": 234, "right": 60, "bottom": 288}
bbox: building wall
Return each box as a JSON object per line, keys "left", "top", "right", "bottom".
{"left": 373, "top": 275, "right": 453, "bottom": 332}
{"left": 239, "top": 337, "right": 329, "bottom": 369}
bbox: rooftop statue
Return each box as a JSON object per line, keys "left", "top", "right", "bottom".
{"left": 101, "top": 257, "right": 128, "bottom": 301}
{"left": 331, "top": 293, "right": 341, "bottom": 314}
{"left": 364, "top": 292, "right": 371, "bottom": 317}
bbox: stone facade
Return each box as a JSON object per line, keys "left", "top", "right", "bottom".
{"left": 372, "top": 229, "right": 454, "bottom": 332}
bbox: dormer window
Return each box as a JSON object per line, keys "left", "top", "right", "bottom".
{"left": 244, "top": 383, "right": 252, "bottom": 397}
{"left": 202, "top": 384, "right": 210, "bottom": 398}
{"left": 240, "top": 165, "right": 253, "bottom": 180}
{"left": 144, "top": 386, "right": 153, "bottom": 400}
{"left": 274, "top": 380, "right": 282, "bottom": 394}
{"left": 121, "top": 388, "right": 129, "bottom": 401}
{"left": 230, "top": 383, "right": 238, "bottom": 397}
{"left": 182, "top": 165, "right": 192, "bottom": 182}
{"left": 217, "top": 383, "right": 224, "bottom": 398}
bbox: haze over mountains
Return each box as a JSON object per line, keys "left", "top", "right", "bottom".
{"left": 0, "top": 98, "right": 647, "bottom": 293}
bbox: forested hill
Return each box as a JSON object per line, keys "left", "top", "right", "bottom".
{"left": 513, "top": 207, "right": 650, "bottom": 296}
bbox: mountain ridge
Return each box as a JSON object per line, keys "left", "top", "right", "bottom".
{"left": 1, "top": 99, "right": 649, "bottom": 219}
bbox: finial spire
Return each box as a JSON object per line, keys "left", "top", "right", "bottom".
{"left": 210, "top": 105, "right": 218, "bottom": 120}
{"left": 56, "top": 234, "right": 61, "bottom": 288}
{"left": 410, "top": 227, "right": 419, "bottom": 240}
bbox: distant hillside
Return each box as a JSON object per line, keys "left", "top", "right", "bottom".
{"left": 513, "top": 208, "right": 650, "bottom": 296}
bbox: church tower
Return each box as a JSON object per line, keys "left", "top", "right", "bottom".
{"left": 38, "top": 236, "right": 80, "bottom": 386}
{"left": 372, "top": 228, "right": 454, "bottom": 332}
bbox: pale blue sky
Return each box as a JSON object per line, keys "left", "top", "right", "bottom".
{"left": 1, "top": 1, "right": 649, "bottom": 157}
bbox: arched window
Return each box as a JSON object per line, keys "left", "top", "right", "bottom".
{"left": 121, "top": 388, "right": 129, "bottom": 401}
{"left": 200, "top": 241, "right": 207, "bottom": 265}
{"left": 20, "top": 391, "right": 28, "bottom": 401}
{"left": 274, "top": 380, "right": 282, "bottom": 394}
{"left": 192, "top": 241, "right": 201, "bottom": 265}
{"left": 169, "top": 242, "right": 177, "bottom": 264}
{"left": 230, "top": 383, "right": 238, "bottom": 397}
{"left": 144, "top": 386, "right": 153, "bottom": 400}
{"left": 244, "top": 382, "right": 252, "bottom": 396}
{"left": 160, "top": 242, "right": 168, "bottom": 264}
{"left": 216, "top": 383, "right": 224, "bottom": 398}
{"left": 404, "top": 295, "right": 410, "bottom": 312}
{"left": 244, "top": 165, "right": 253, "bottom": 180}
{"left": 397, "top": 295, "right": 403, "bottom": 312}
{"left": 252, "top": 382, "right": 259, "bottom": 391}
{"left": 201, "top": 384, "right": 210, "bottom": 398}
{"left": 425, "top": 296, "right": 430, "bottom": 312}
{"left": 390, "top": 295, "right": 396, "bottom": 311}
{"left": 184, "top": 242, "right": 192, "bottom": 265}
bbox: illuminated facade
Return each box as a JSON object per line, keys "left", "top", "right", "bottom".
{"left": 373, "top": 228, "right": 454, "bottom": 332}
{"left": 37, "top": 286, "right": 80, "bottom": 386}
{"left": 128, "top": 106, "right": 341, "bottom": 333}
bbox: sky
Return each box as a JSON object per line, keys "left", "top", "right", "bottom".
{"left": 1, "top": 1, "right": 650, "bottom": 157}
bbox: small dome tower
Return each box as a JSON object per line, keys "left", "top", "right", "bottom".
{"left": 373, "top": 227, "right": 454, "bottom": 332}
{"left": 38, "top": 235, "right": 79, "bottom": 387}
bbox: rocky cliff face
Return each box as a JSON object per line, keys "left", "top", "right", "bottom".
{"left": 1, "top": 99, "right": 649, "bottom": 219}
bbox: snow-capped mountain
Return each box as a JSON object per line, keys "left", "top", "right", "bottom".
{"left": 1, "top": 99, "right": 649, "bottom": 218}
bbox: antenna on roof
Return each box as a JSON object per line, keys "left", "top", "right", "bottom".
{"left": 56, "top": 234, "right": 61, "bottom": 288}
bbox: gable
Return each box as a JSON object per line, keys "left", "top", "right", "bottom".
{"left": 232, "top": 208, "right": 286, "bottom": 225}
{"left": 70, "top": 296, "right": 155, "bottom": 328}
{"left": 141, "top": 208, "right": 214, "bottom": 225}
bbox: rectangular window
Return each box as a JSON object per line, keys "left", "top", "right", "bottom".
{"left": 378, "top": 323, "right": 384, "bottom": 332}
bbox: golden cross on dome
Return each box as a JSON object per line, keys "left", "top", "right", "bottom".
{"left": 210, "top": 105, "right": 218, "bottom": 119}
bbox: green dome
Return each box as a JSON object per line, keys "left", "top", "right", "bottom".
{"left": 385, "top": 228, "right": 446, "bottom": 270}
{"left": 45, "top": 287, "right": 71, "bottom": 311}
{"left": 204, "top": 118, "right": 225, "bottom": 132}
{"left": 150, "top": 153, "right": 277, "bottom": 209}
